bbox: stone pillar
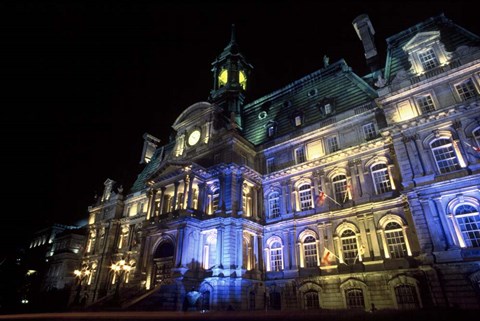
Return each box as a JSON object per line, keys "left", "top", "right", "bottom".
{"left": 312, "top": 172, "right": 320, "bottom": 210}
{"left": 146, "top": 189, "right": 157, "bottom": 220}
{"left": 175, "top": 226, "right": 185, "bottom": 267}
{"left": 357, "top": 215, "right": 369, "bottom": 260}
{"left": 282, "top": 231, "right": 291, "bottom": 269}
{"left": 187, "top": 175, "right": 194, "bottom": 209}
{"left": 158, "top": 187, "right": 166, "bottom": 215}
{"left": 432, "top": 197, "right": 455, "bottom": 248}
{"left": 181, "top": 227, "right": 190, "bottom": 267}
{"left": 218, "top": 174, "right": 225, "bottom": 213}
{"left": 366, "top": 214, "right": 381, "bottom": 258}
{"left": 253, "top": 233, "right": 259, "bottom": 270}
{"left": 287, "top": 180, "right": 294, "bottom": 213}
{"left": 252, "top": 186, "right": 259, "bottom": 219}
{"left": 237, "top": 228, "right": 243, "bottom": 270}
{"left": 236, "top": 174, "right": 244, "bottom": 216}
{"left": 348, "top": 160, "right": 359, "bottom": 200}
{"left": 172, "top": 182, "right": 179, "bottom": 211}
{"left": 421, "top": 198, "right": 447, "bottom": 251}
{"left": 289, "top": 229, "right": 298, "bottom": 270}
{"left": 216, "top": 226, "right": 224, "bottom": 268}
{"left": 378, "top": 229, "right": 390, "bottom": 258}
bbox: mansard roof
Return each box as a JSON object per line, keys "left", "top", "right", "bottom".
{"left": 383, "top": 13, "right": 480, "bottom": 82}
{"left": 241, "top": 59, "right": 377, "bottom": 146}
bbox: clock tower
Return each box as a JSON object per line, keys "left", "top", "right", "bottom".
{"left": 209, "top": 25, "right": 253, "bottom": 129}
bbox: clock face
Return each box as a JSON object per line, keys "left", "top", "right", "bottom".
{"left": 188, "top": 130, "right": 201, "bottom": 146}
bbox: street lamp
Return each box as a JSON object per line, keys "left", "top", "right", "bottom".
{"left": 110, "top": 259, "right": 134, "bottom": 303}
{"left": 73, "top": 267, "right": 91, "bottom": 306}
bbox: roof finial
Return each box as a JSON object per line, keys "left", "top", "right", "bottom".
{"left": 230, "top": 24, "right": 236, "bottom": 44}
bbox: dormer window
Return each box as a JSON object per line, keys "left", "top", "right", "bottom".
{"left": 291, "top": 110, "right": 304, "bottom": 127}
{"left": 418, "top": 48, "right": 438, "bottom": 71}
{"left": 265, "top": 120, "right": 277, "bottom": 138}
{"left": 318, "top": 97, "right": 335, "bottom": 117}
{"left": 455, "top": 78, "right": 478, "bottom": 101}
{"left": 402, "top": 31, "right": 451, "bottom": 75}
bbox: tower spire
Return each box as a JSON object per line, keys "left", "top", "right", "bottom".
{"left": 230, "top": 24, "right": 236, "bottom": 44}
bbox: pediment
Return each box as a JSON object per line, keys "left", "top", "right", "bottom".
{"left": 172, "top": 101, "right": 217, "bottom": 130}
{"left": 402, "top": 31, "right": 441, "bottom": 51}
{"left": 147, "top": 160, "right": 207, "bottom": 183}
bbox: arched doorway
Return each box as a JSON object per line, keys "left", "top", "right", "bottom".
{"left": 153, "top": 242, "right": 174, "bottom": 286}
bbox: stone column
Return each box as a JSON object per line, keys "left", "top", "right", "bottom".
{"left": 253, "top": 233, "right": 259, "bottom": 270}
{"left": 175, "top": 226, "right": 185, "bottom": 267}
{"left": 216, "top": 226, "right": 224, "bottom": 268}
{"left": 357, "top": 215, "right": 369, "bottom": 260}
{"left": 289, "top": 229, "right": 297, "bottom": 270}
{"left": 146, "top": 189, "right": 157, "bottom": 220}
{"left": 172, "top": 182, "right": 179, "bottom": 211}
{"left": 237, "top": 228, "right": 243, "bottom": 269}
{"left": 366, "top": 214, "right": 381, "bottom": 258}
{"left": 378, "top": 229, "right": 390, "bottom": 258}
{"left": 236, "top": 174, "right": 244, "bottom": 216}
{"left": 158, "top": 187, "right": 166, "bottom": 215}
{"left": 432, "top": 197, "right": 455, "bottom": 248}
{"left": 187, "top": 175, "right": 194, "bottom": 209}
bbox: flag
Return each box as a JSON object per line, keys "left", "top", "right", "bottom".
{"left": 321, "top": 247, "right": 335, "bottom": 266}
{"left": 353, "top": 244, "right": 366, "bottom": 264}
{"left": 315, "top": 191, "right": 325, "bottom": 206}
{"left": 343, "top": 184, "right": 351, "bottom": 203}
{"left": 463, "top": 141, "right": 480, "bottom": 158}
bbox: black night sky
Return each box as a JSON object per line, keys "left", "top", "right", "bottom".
{"left": 1, "top": 1, "right": 479, "bottom": 255}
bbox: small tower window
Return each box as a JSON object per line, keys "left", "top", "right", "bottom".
{"left": 418, "top": 48, "right": 438, "bottom": 71}
{"left": 218, "top": 69, "right": 228, "bottom": 87}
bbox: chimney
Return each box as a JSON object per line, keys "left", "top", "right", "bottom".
{"left": 353, "top": 14, "right": 379, "bottom": 72}
{"left": 140, "top": 133, "right": 161, "bottom": 164}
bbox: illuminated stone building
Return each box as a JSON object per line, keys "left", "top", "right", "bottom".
{"left": 78, "top": 14, "right": 480, "bottom": 311}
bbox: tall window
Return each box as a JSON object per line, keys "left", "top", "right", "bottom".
{"left": 363, "top": 123, "right": 376, "bottom": 140}
{"left": 332, "top": 175, "right": 348, "bottom": 204}
{"left": 304, "top": 291, "right": 320, "bottom": 310}
{"left": 294, "top": 115, "right": 303, "bottom": 127}
{"left": 371, "top": 163, "right": 392, "bottom": 194}
{"left": 341, "top": 229, "right": 358, "bottom": 264}
{"left": 416, "top": 94, "right": 436, "bottom": 113}
{"left": 295, "top": 146, "right": 307, "bottom": 164}
{"left": 385, "top": 222, "right": 407, "bottom": 258}
{"left": 418, "top": 48, "right": 438, "bottom": 71}
{"left": 266, "top": 158, "right": 275, "bottom": 174}
{"left": 326, "top": 136, "right": 339, "bottom": 153}
{"left": 430, "top": 138, "right": 460, "bottom": 174}
{"left": 298, "top": 184, "right": 313, "bottom": 211}
{"left": 303, "top": 236, "right": 318, "bottom": 268}
{"left": 268, "top": 192, "right": 281, "bottom": 219}
{"left": 345, "top": 288, "right": 365, "bottom": 309}
{"left": 455, "top": 204, "right": 480, "bottom": 248}
{"left": 270, "top": 241, "right": 283, "bottom": 271}
{"left": 455, "top": 78, "right": 478, "bottom": 101}
{"left": 211, "top": 188, "right": 220, "bottom": 212}
{"left": 395, "top": 285, "right": 419, "bottom": 309}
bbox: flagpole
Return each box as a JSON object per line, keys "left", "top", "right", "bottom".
{"left": 319, "top": 190, "right": 342, "bottom": 206}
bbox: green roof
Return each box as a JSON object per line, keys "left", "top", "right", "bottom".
{"left": 242, "top": 59, "right": 377, "bottom": 146}
{"left": 384, "top": 14, "right": 480, "bottom": 82}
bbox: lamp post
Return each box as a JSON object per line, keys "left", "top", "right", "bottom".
{"left": 110, "top": 259, "right": 133, "bottom": 304}
{"left": 73, "top": 267, "right": 91, "bottom": 306}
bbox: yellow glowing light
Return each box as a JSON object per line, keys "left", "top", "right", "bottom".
{"left": 218, "top": 69, "right": 228, "bottom": 86}
{"left": 74, "top": 270, "right": 81, "bottom": 276}
{"left": 26, "top": 270, "right": 37, "bottom": 276}
{"left": 239, "top": 70, "right": 247, "bottom": 90}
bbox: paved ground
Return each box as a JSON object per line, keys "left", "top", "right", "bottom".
{"left": 0, "top": 308, "right": 477, "bottom": 321}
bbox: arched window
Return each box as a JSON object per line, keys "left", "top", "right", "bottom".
{"left": 298, "top": 184, "right": 313, "bottom": 211}
{"left": 345, "top": 288, "right": 365, "bottom": 309}
{"left": 430, "top": 138, "right": 461, "bottom": 174}
{"left": 268, "top": 192, "right": 281, "bottom": 219}
{"left": 303, "top": 236, "right": 318, "bottom": 268}
{"left": 371, "top": 163, "right": 392, "bottom": 194}
{"left": 332, "top": 175, "right": 348, "bottom": 204}
{"left": 304, "top": 291, "right": 320, "bottom": 310}
{"left": 385, "top": 222, "right": 407, "bottom": 258}
{"left": 394, "top": 285, "right": 419, "bottom": 309}
{"left": 341, "top": 230, "right": 358, "bottom": 264}
{"left": 455, "top": 204, "right": 480, "bottom": 247}
{"left": 203, "top": 232, "right": 217, "bottom": 270}
{"left": 270, "top": 241, "right": 283, "bottom": 271}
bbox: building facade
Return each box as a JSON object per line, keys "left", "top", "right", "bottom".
{"left": 77, "top": 14, "right": 480, "bottom": 311}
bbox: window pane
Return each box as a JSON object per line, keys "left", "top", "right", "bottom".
{"left": 332, "top": 175, "right": 348, "bottom": 203}
{"left": 416, "top": 95, "right": 435, "bottom": 113}
{"left": 430, "top": 138, "right": 460, "bottom": 173}
{"left": 385, "top": 222, "right": 407, "bottom": 258}
{"left": 455, "top": 204, "right": 480, "bottom": 247}
{"left": 395, "top": 285, "right": 419, "bottom": 309}
{"left": 303, "top": 236, "right": 318, "bottom": 268}
{"left": 363, "top": 123, "right": 376, "bottom": 140}
{"left": 345, "top": 289, "right": 364, "bottom": 309}
{"left": 268, "top": 192, "right": 280, "bottom": 219}
{"left": 270, "top": 242, "right": 283, "bottom": 271}
{"left": 341, "top": 230, "right": 358, "bottom": 264}
{"left": 304, "top": 291, "right": 320, "bottom": 310}
{"left": 371, "top": 163, "right": 392, "bottom": 194}
{"left": 299, "top": 184, "right": 313, "bottom": 211}
{"left": 295, "top": 147, "right": 306, "bottom": 164}
{"left": 455, "top": 79, "right": 477, "bottom": 101}
{"left": 327, "top": 136, "right": 339, "bottom": 153}
{"left": 418, "top": 48, "right": 438, "bottom": 70}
